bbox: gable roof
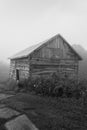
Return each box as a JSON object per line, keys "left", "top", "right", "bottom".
{"left": 10, "top": 34, "right": 82, "bottom": 60}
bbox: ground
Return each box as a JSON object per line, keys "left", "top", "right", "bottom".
{"left": 0, "top": 93, "right": 39, "bottom": 130}
{"left": 0, "top": 92, "right": 87, "bottom": 130}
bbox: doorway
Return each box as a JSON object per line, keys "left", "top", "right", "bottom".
{"left": 16, "top": 69, "right": 19, "bottom": 80}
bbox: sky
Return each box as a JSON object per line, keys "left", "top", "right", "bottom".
{"left": 0, "top": 0, "right": 87, "bottom": 62}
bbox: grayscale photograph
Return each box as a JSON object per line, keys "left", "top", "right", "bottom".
{"left": 0, "top": 0, "right": 87, "bottom": 129}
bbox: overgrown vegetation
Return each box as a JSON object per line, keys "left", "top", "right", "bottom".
{"left": 17, "top": 73, "right": 87, "bottom": 99}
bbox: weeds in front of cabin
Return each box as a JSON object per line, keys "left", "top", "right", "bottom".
{"left": 18, "top": 73, "right": 87, "bottom": 99}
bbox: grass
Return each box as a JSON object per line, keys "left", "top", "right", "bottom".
{"left": 1, "top": 92, "right": 87, "bottom": 130}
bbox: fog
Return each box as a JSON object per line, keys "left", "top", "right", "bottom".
{"left": 0, "top": 0, "right": 87, "bottom": 62}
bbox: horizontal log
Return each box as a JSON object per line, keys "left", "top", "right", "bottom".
{"left": 31, "top": 57, "right": 78, "bottom": 63}
{"left": 31, "top": 58, "right": 78, "bottom": 66}
{"left": 31, "top": 64, "right": 78, "bottom": 69}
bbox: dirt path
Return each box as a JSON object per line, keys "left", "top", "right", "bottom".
{"left": 0, "top": 93, "right": 38, "bottom": 130}
{"left": 1, "top": 92, "right": 86, "bottom": 130}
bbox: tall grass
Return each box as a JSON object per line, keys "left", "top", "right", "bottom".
{"left": 18, "top": 73, "right": 87, "bottom": 99}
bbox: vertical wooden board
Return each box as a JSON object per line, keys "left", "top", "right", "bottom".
{"left": 63, "top": 42, "right": 70, "bottom": 58}
{"left": 46, "top": 39, "right": 56, "bottom": 48}
{"left": 62, "top": 41, "right": 68, "bottom": 58}
{"left": 60, "top": 39, "right": 77, "bottom": 60}
{"left": 47, "top": 37, "right": 59, "bottom": 49}
{"left": 36, "top": 37, "right": 64, "bottom": 59}
{"left": 42, "top": 47, "right": 47, "bottom": 58}
{"left": 31, "top": 35, "right": 78, "bottom": 60}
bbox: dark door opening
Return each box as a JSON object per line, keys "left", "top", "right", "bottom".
{"left": 16, "top": 69, "right": 19, "bottom": 80}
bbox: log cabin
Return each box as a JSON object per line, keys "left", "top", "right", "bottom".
{"left": 9, "top": 34, "right": 82, "bottom": 81}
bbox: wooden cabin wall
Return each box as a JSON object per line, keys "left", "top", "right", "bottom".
{"left": 10, "top": 58, "right": 29, "bottom": 80}
{"left": 9, "top": 60, "right": 16, "bottom": 79}
{"left": 30, "top": 36, "right": 79, "bottom": 79}
{"left": 30, "top": 58, "right": 79, "bottom": 79}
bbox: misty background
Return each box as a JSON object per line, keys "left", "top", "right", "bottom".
{"left": 0, "top": 0, "right": 87, "bottom": 82}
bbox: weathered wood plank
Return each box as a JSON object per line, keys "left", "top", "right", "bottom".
{"left": 9, "top": 58, "right": 30, "bottom": 80}
{"left": 31, "top": 36, "right": 78, "bottom": 60}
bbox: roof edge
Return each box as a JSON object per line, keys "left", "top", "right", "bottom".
{"left": 9, "top": 33, "right": 82, "bottom": 60}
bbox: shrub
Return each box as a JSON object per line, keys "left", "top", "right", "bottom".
{"left": 34, "top": 76, "right": 55, "bottom": 96}
{"left": 65, "top": 86, "right": 73, "bottom": 98}
{"left": 78, "top": 79, "right": 87, "bottom": 92}
{"left": 53, "top": 86, "right": 64, "bottom": 97}
{"left": 73, "top": 89, "right": 81, "bottom": 99}
{"left": 17, "top": 73, "right": 87, "bottom": 99}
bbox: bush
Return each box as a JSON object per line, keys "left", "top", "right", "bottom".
{"left": 33, "top": 77, "right": 55, "bottom": 96}
{"left": 19, "top": 74, "right": 60, "bottom": 96}
{"left": 53, "top": 86, "right": 64, "bottom": 97}
{"left": 73, "top": 89, "right": 81, "bottom": 99}
{"left": 18, "top": 73, "right": 87, "bottom": 99}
